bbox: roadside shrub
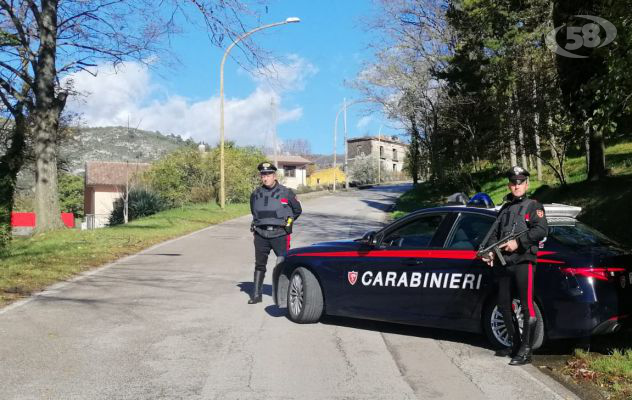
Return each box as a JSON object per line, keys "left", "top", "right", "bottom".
{"left": 208, "top": 144, "right": 265, "bottom": 204}
{"left": 143, "top": 148, "right": 212, "bottom": 207}
{"left": 144, "top": 144, "right": 264, "bottom": 206}
{"left": 58, "top": 173, "right": 84, "bottom": 217}
{"left": 349, "top": 154, "right": 378, "bottom": 184}
{"left": 108, "top": 189, "right": 167, "bottom": 226}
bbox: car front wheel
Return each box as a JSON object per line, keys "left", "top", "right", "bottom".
{"left": 287, "top": 267, "right": 323, "bottom": 323}
{"left": 483, "top": 298, "right": 544, "bottom": 350}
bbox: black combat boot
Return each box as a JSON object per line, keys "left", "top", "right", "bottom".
{"left": 509, "top": 318, "right": 536, "bottom": 365}
{"left": 248, "top": 270, "right": 264, "bottom": 304}
{"left": 495, "top": 317, "right": 521, "bottom": 357}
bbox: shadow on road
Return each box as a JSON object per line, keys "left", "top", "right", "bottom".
{"left": 264, "top": 305, "right": 287, "bottom": 317}
{"left": 236, "top": 281, "right": 272, "bottom": 298}
{"left": 320, "top": 315, "right": 492, "bottom": 349}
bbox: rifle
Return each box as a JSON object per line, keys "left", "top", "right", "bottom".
{"left": 477, "top": 225, "right": 529, "bottom": 266}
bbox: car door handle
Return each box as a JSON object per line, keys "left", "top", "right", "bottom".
{"left": 403, "top": 258, "right": 424, "bottom": 266}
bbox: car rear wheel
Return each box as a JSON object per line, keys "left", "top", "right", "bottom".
{"left": 287, "top": 267, "right": 323, "bottom": 323}
{"left": 483, "top": 298, "right": 544, "bottom": 350}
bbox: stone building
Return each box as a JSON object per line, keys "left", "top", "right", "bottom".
{"left": 347, "top": 136, "right": 407, "bottom": 174}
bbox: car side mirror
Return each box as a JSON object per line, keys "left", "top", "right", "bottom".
{"left": 361, "top": 230, "right": 377, "bottom": 245}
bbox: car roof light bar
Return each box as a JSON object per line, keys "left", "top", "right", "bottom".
{"left": 543, "top": 203, "right": 582, "bottom": 218}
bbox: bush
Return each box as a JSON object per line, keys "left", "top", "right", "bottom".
{"left": 144, "top": 144, "right": 265, "bottom": 206}
{"left": 58, "top": 173, "right": 84, "bottom": 217}
{"left": 143, "top": 148, "right": 211, "bottom": 207}
{"left": 349, "top": 154, "right": 378, "bottom": 184}
{"left": 208, "top": 144, "right": 265, "bottom": 204}
{"left": 108, "top": 189, "right": 167, "bottom": 226}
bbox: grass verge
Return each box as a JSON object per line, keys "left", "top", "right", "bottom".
{"left": 562, "top": 349, "right": 632, "bottom": 400}
{"left": 0, "top": 202, "right": 249, "bottom": 306}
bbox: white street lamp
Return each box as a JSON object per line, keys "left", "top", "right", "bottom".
{"left": 218, "top": 17, "right": 300, "bottom": 208}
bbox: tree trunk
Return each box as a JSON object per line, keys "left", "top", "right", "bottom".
{"left": 33, "top": 0, "right": 66, "bottom": 233}
{"left": 584, "top": 132, "right": 590, "bottom": 177}
{"left": 0, "top": 115, "right": 27, "bottom": 250}
{"left": 534, "top": 120, "right": 543, "bottom": 181}
{"left": 587, "top": 126, "right": 606, "bottom": 180}
{"left": 509, "top": 137, "right": 518, "bottom": 167}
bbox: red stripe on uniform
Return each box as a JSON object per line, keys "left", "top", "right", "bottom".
{"left": 286, "top": 235, "right": 291, "bottom": 250}
{"left": 528, "top": 262, "right": 535, "bottom": 318}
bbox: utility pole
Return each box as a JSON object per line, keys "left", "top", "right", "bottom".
{"left": 343, "top": 98, "right": 348, "bottom": 189}
{"left": 271, "top": 97, "right": 278, "bottom": 167}
{"left": 333, "top": 109, "right": 337, "bottom": 192}
{"left": 377, "top": 125, "right": 382, "bottom": 184}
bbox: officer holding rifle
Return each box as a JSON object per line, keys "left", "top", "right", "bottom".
{"left": 478, "top": 166, "right": 548, "bottom": 365}
{"left": 248, "top": 162, "right": 302, "bottom": 305}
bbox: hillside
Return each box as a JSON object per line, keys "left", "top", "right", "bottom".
{"left": 59, "top": 126, "right": 194, "bottom": 174}
{"left": 15, "top": 126, "right": 193, "bottom": 192}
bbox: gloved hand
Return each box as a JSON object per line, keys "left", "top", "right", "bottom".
{"left": 284, "top": 217, "right": 293, "bottom": 234}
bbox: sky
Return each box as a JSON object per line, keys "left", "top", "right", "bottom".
{"left": 63, "top": 1, "right": 401, "bottom": 155}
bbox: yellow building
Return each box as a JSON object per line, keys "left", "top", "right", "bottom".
{"left": 307, "top": 167, "right": 346, "bottom": 187}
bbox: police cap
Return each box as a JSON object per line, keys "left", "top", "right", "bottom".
{"left": 257, "top": 161, "right": 277, "bottom": 174}
{"left": 506, "top": 165, "right": 530, "bottom": 182}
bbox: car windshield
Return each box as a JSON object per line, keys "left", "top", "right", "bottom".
{"left": 549, "top": 221, "right": 620, "bottom": 248}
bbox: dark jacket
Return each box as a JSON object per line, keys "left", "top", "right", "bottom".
{"left": 488, "top": 194, "right": 548, "bottom": 264}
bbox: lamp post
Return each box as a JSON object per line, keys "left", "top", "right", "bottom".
{"left": 218, "top": 17, "right": 300, "bottom": 209}
{"left": 333, "top": 98, "right": 373, "bottom": 191}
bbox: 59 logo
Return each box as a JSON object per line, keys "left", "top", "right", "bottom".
{"left": 546, "top": 15, "right": 617, "bottom": 58}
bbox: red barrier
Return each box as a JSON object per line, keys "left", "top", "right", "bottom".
{"left": 11, "top": 212, "right": 36, "bottom": 227}
{"left": 11, "top": 212, "right": 74, "bottom": 228}
{"left": 61, "top": 213, "right": 74, "bottom": 228}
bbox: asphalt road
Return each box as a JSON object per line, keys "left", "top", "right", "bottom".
{"left": 0, "top": 184, "right": 579, "bottom": 400}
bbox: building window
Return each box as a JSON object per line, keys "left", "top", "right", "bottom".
{"left": 393, "top": 163, "right": 397, "bottom": 171}
{"left": 393, "top": 149, "right": 397, "bottom": 161}
{"left": 357, "top": 144, "right": 362, "bottom": 156}
{"left": 285, "top": 166, "right": 296, "bottom": 177}
{"left": 380, "top": 146, "right": 385, "bottom": 158}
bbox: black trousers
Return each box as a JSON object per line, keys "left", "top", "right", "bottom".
{"left": 253, "top": 233, "right": 289, "bottom": 273}
{"left": 496, "top": 262, "right": 537, "bottom": 340}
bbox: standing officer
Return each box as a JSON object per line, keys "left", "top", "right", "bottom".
{"left": 248, "top": 161, "right": 302, "bottom": 304}
{"left": 479, "top": 166, "right": 548, "bottom": 365}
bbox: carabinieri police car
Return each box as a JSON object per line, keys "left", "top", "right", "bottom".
{"left": 272, "top": 202, "right": 632, "bottom": 349}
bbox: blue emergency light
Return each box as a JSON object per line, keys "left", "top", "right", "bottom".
{"left": 467, "top": 192, "right": 494, "bottom": 208}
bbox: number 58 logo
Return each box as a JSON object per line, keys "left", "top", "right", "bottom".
{"left": 546, "top": 15, "right": 617, "bottom": 58}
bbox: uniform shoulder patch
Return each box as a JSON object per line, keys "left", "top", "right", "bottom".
{"left": 536, "top": 209, "right": 544, "bottom": 218}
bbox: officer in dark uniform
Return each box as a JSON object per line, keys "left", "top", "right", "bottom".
{"left": 479, "top": 166, "right": 548, "bottom": 365}
{"left": 248, "top": 161, "right": 302, "bottom": 304}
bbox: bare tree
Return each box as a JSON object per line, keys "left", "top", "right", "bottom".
{"left": 282, "top": 139, "right": 311, "bottom": 156}
{"left": 0, "top": 0, "right": 267, "bottom": 235}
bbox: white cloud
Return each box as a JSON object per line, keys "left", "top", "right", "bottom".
{"left": 356, "top": 115, "right": 372, "bottom": 130}
{"left": 249, "top": 54, "right": 318, "bottom": 93}
{"left": 64, "top": 58, "right": 314, "bottom": 146}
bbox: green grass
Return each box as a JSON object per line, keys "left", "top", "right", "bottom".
{"left": 0, "top": 202, "right": 249, "bottom": 306}
{"left": 566, "top": 349, "right": 632, "bottom": 399}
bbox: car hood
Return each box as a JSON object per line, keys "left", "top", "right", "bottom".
{"left": 287, "top": 239, "right": 363, "bottom": 256}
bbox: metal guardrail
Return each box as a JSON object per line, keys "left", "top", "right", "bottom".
{"left": 84, "top": 214, "right": 111, "bottom": 230}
